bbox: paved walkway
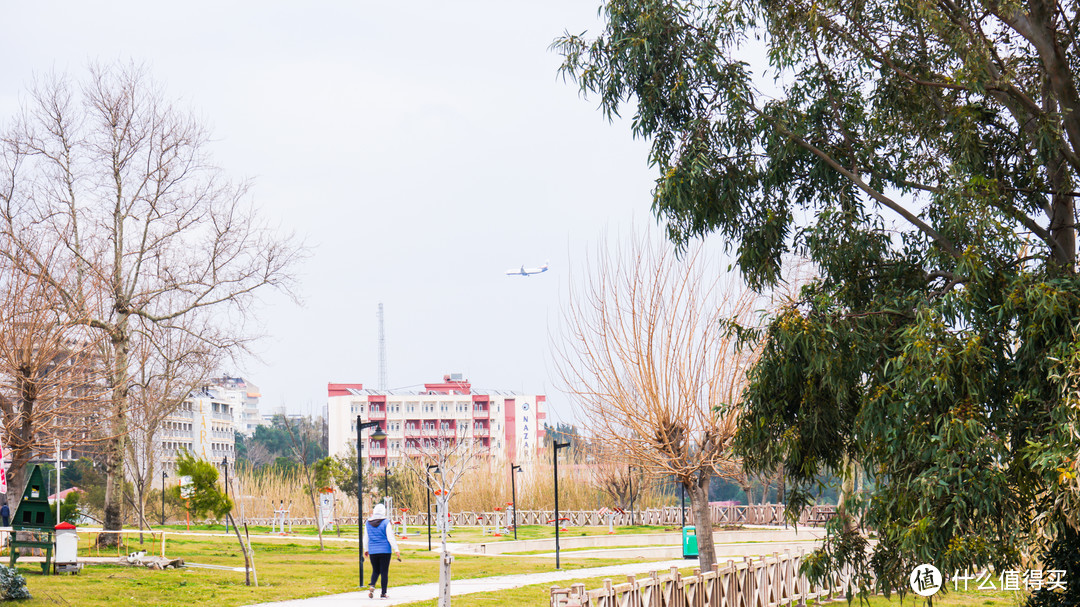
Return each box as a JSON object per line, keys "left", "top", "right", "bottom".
{"left": 247, "top": 558, "right": 701, "bottom": 606}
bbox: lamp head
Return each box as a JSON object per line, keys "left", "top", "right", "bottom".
{"left": 370, "top": 424, "right": 388, "bottom": 441}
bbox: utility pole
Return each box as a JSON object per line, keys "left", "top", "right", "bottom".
{"left": 378, "top": 303, "right": 387, "bottom": 391}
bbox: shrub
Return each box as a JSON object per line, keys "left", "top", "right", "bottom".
{"left": 0, "top": 565, "right": 30, "bottom": 600}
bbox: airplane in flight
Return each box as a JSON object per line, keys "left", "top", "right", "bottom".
{"left": 506, "top": 261, "right": 549, "bottom": 276}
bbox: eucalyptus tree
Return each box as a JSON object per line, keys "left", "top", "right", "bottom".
{"left": 556, "top": 0, "right": 1080, "bottom": 596}
{"left": 0, "top": 63, "right": 299, "bottom": 541}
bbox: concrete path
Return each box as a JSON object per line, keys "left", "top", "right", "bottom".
{"left": 247, "top": 558, "right": 704, "bottom": 606}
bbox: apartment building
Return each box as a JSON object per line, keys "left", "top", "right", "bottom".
{"left": 157, "top": 388, "right": 238, "bottom": 475}
{"left": 207, "top": 375, "right": 263, "bottom": 436}
{"left": 326, "top": 374, "right": 546, "bottom": 467}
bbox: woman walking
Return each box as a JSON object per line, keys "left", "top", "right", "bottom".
{"left": 363, "top": 503, "right": 401, "bottom": 599}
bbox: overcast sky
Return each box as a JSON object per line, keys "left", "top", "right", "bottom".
{"left": 0, "top": 1, "right": 670, "bottom": 424}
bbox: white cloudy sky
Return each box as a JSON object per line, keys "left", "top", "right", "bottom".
{"left": 0, "top": 1, "right": 670, "bottom": 423}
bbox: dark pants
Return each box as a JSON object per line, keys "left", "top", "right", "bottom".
{"left": 369, "top": 552, "right": 391, "bottom": 595}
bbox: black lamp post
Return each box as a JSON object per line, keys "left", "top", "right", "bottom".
{"left": 680, "top": 481, "right": 686, "bottom": 529}
{"left": 356, "top": 416, "right": 387, "bottom": 588}
{"left": 510, "top": 464, "right": 522, "bottom": 540}
{"left": 553, "top": 440, "right": 570, "bottom": 569}
{"left": 161, "top": 470, "right": 168, "bottom": 526}
{"left": 426, "top": 464, "right": 439, "bottom": 551}
{"left": 223, "top": 456, "right": 230, "bottom": 533}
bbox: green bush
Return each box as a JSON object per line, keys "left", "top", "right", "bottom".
{"left": 0, "top": 564, "right": 30, "bottom": 600}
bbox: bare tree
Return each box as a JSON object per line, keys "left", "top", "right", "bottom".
{"left": 126, "top": 326, "right": 219, "bottom": 535}
{"left": 592, "top": 448, "right": 646, "bottom": 512}
{"left": 283, "top": 417, "right": 328, "bottom": 550}
{"left": 0, "top": 63, "right": 300, "bottom": 539}
{"left": 555, "top": 233, "right": 762, "bottom": 573}
{"left": 400, "top": 428, "right": 482, "bottom": 607}
{"left": 246, "top": 441, "right": 274, "bottom": 468}
{"left": 0, "top": 248, "right": 108, "bottom": 503}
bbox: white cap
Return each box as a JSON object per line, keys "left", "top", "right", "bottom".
{"left": 371, "top": 503, "right": 387, "bottom": 519}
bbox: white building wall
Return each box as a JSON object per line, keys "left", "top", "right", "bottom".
{"left": 326, "top": 387, "right": 546, "bottom": 465}
{"left": 157, "top": 393, "right": 238, "bottom": 479}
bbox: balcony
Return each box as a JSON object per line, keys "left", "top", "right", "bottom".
{"left": 404, "top": 427, "right": 421, "bottom": 437}
{"left": 368, "top": 410, "right": 387, "bottom": 421}
{"left": 473, "top": 427, "right": 490, "bottom": 437}
{"left": 368, "top": 447, "right": 387, "bottom": 456}
{"left": 472, "top": 409, "right": 489, "bottom": 419}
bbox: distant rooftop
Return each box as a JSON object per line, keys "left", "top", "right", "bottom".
{"left": 328, "top": 374, "right": 538, "bottom": 398}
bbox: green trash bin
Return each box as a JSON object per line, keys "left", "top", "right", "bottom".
{"left": 682, "top": 525, "right": 698, "bottom": 559}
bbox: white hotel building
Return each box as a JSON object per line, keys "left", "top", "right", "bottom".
{"left": 156, "top": 375, "right": 261, "bottom": 476}
{"left": 326, "top": 374, "right": 546, "bottom": 467}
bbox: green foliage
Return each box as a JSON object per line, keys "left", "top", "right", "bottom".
{"left": 236, "top": 415, "right": 327, "bottom": 469}
{"left": 556, "top": 0, "right": 1080, "bottom": 596}
{"left": 60, "top": 458, "right": 107, "bottom": 518}
{"left": 1025, "top": 526, "right": 1080, "bottom": 607}
{"left": 0, "top": 564, "right": 30, "bottom": 600}
{"left": 327, "top": 445, "right": 376, "bottom": 500}
{"left": 542, "top": 423, "right": 583, "bottom": 451}
{"left": 49, "top": 491, "right": 81, "bottom": 524}
{"left": 171, "top": 452, "right": 233, "bottom": 521}
{"left": 233, "top": 431, "right": 248, "bottom": 461}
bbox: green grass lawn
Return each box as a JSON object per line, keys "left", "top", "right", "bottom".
{"left": 13, "top": 533, "right": 643, "bottom": 606}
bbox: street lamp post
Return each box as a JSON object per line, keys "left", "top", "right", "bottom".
{"left": 384, "top": 466, "right": 390, "bottom": 505}
{"left": 223, "top": 456, "right": 230, "bottom": 533}
{"left": 426, "top": 464, "right": 439, "bottom": 551}
{"left": 680, "top": 482, "right": 685, "bottom": 529}
{"left": 628, "top": 465, "right": 634, "bottom": 527}
{"left": 356, "top": 416, "right": 387, "bottom": 589}
{"left": 510, "top": 464, "right": 522, "bottom": 540}
{"left": 553, "top": 440, "right": 571, "bottom": 570}
{"left": 161, "top": 470, "right": 168, "bottom": 526}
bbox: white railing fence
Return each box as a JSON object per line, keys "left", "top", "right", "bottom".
{"left": 550, "top": 550, "right": 865, "bottom": 607}
{"left": 235, "top": 503, "right": 836, "bottom": 528}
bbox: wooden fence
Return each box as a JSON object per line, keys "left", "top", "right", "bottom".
{"left": 238, "top": 504, "right": 835, "bottom": 528}
{"left": 550, "top": 550, "right": 864, "bottom": 607}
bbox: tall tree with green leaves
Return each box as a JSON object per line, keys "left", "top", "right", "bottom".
{"left": 557, "top": 0, "right": 1080, "bottom": 597}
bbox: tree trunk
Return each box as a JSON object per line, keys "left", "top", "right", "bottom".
{"left": 309, "top": 487, "right": 324, "bottom": 550}
{"left": 689, "top": 478, "right": 716, "bottom": 574}
{"left": 102, "top": 322, "right": 131, "bottom": 546}
{"left": 835, "top": 456, "right": 858, "bottom": 535}
{"left": 6, "top": 446, "right": 33, "bottom": 507}
{"left": 438, "top": 495, "right": 452, "bottom": 607}
{"left": 227, "top": 513, "right": 253, "bottom": 586}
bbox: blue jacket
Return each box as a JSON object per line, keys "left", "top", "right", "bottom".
{"left": 364, "top": 518, "right": 395, "bottom": 554}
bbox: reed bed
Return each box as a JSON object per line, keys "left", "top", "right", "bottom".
{"left": 226, "top": 458, "right": 667, "bottom": 522}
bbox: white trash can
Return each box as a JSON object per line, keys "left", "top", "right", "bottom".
{"left": 54, "top": 522, "right": 81, "bottom": 574}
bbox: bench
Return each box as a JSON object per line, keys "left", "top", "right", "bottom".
{"left": 9, "top": 531, "right": 53, "bottom": 574}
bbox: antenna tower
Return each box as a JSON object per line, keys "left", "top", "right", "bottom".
{"left": 378, "top": 303, "right": 387, "bottom": 391}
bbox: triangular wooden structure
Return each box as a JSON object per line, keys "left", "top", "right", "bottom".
{"left": 12, "top": 465, "right": 55, "bottom": 530}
